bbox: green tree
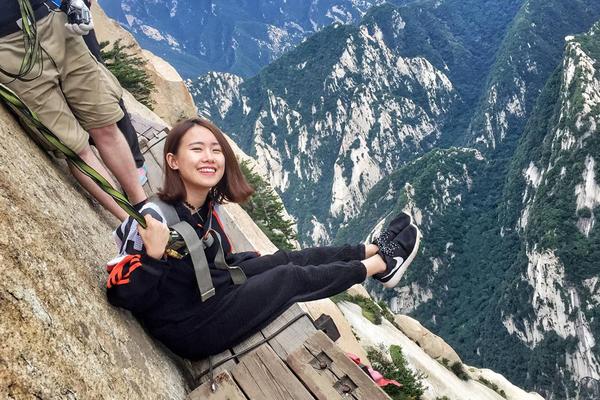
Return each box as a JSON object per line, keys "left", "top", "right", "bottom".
{"left": 99, "top": 40, "right": 155, "bottom": 109}
{"left": 239, "top": 161, "right": 297, "bottom": 250}
{"left": 367, "top": 344, "right": 426, "bottom": 400}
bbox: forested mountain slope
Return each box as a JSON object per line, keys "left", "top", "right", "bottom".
{"left": 188, "top": 0, "right": 522, "bottom": 245}
{"left": 342, "top": 18, "right": 600, "bottom": 399}
{"left": 187, "top": 1, "right": 600, "bottom": 398}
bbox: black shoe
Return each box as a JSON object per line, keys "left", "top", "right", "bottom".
{"left": 374, "top": 223, "right": 421, "bottom": 288}
{"left": 373, "top": 211, "right": 412, "bottom": 248}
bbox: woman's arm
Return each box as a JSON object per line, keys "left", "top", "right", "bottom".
{"left": 106, "top": 253, "right": 170, "bottom": 312}
{"left": 138, "top": 214, "right": 170, "bottom": 260}
{"left": 106, "top": 214, "right": 171, "bottom": 313}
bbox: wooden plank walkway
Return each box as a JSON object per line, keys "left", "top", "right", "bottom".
{"left": 190, "top": 303, "right": 316, "bottom": 385}
{"left": 187, "top": 305, "right": 391, "bottom": 400}
{"left": 129, "top": 112, "right": 168, "bottom": 192}
{"left": 287, "top": 331, "right": 390, "bottom": 400}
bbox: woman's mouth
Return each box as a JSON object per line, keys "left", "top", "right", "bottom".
{"left": 198, "top": 167, "right": 217, "bottom": 175}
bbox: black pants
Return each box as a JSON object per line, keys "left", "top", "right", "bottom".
{"left": 157, "top": 244, "right": 367, "bottom": 360}
{"left": 83, "top": 30, "right": 145, "bottom": 168}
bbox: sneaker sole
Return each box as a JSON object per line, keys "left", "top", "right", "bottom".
{"left": 382, "top": 224, "right": 421, "bottom": 288}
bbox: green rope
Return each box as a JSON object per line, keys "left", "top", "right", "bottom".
{"left": 0, "top": 0, "right": 43, "bottom": 81}
{"left": 0, "top": 1, "right": 190, "bottom": 257}
{"left": 0, "top": 83, "right": 146, "bottom": 226}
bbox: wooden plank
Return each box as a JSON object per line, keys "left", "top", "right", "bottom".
{"left": 231, "top": 344, "right": 315, "bottom": 400}
{"left": 261, "top": 303, "right": 317, "bottom": 360}
{"left": 287, "top": 331, "right": 390, "bottom": 400}
{"left": 287, "top": 346, "right": 345, "bottom": 400}
{"left": 304, "top": 331, "right": 390, "bottom": 400}
{"left": 190, "top": 304, "right": 313, "bottom": 385}
{"left": 190, "top": 349, "right": 237, "bottom": 385}
{"left": 143, "top": 129, "right": 167, "bottom": 161}
{"left": 231, "top": 330, "right": 266, "bottom": 360}
{"left": 187, "top": 371, "right": 248, "bottom": 400}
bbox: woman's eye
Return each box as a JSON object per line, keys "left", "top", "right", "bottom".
{"left": 191, "top": 147, "right": 203, "bottom": 152}
{"left": 213, "top": 148, "right": 222, "bottom": 153}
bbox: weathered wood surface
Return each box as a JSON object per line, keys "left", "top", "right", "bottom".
{"left": 192, "top": 349, "right": 237, "bottom": 385}
{"left": 231, "top": 344, "right": 314, "bottom": 400}
{"left": 262, "top": 303, "right": 317, "bottom": 360}
{"left": 188, "top": 371, "right": 248, "bottom": 400}
{"left": 287, "top": 331, "right": 391, "bottom": 400}
{"left": 232, "top": 330, "right": 266, "bottom": 359}
{"left": 186, "top": 314, "right": 392, "bottom": 400}
{"left": 129, "top": 112, "right": 168, "bottom": 192}
{"left": 191, "top": 303, "right": 316, "bottom": 383}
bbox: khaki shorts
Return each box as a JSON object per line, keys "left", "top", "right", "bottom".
{"left": 0, "top": 11, "right": 124, "bottom": 154}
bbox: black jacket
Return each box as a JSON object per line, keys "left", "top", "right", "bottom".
{"left": 105, "top": 200, "right": 258, "bottom": 331}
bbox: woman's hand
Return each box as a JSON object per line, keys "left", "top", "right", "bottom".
{"left": 138, "top": 214, "right": 170, "bottom": 260}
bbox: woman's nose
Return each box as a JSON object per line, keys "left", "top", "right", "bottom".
{"left": 201, "top": 149, "right": 215, "bottom": 162}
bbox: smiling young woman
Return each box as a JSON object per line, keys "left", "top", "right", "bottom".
{"left": 158, "top": 118, "right": 254, "bottom": 207}
{"left": 104, "top": 117, "right": 421, "bottom": 360}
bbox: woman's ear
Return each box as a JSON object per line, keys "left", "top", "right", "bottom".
{"left": 166, "top": 153, "right": 179, "bottom": 170}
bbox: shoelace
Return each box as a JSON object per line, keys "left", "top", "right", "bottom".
{"left": 379, "top": 240, "right": 406, "bottom": 257}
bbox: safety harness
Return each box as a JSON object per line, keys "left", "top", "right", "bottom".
{"left": 0, "top": 0, "right": 43, "bottom": 82}
{"left": 150, "top": 197, "right": 247, "bottom": 301}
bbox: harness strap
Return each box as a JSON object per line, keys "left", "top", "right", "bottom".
{"left": 171, "top": 221, "right": 216, "bottom": 302}
{"left": 210, "top": 230, "right": 247, "bottom": 285}
{"left": 149, "top": 197, "right": 247, "bottom": 301}
{"left": 149, "top": 196, "right": 180, "bottom": 226}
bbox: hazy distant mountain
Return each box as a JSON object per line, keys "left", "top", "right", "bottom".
{"left": 99, "top": 0, "right": 389, "bottom": 78}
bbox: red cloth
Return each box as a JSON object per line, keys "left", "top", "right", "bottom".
{"left": 347, "top": 353, "right": 403, "bottom": 388}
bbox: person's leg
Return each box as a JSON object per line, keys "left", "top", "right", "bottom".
{"left": 82, "top": 28, "right": 103, "bottom": 63}
{"left": 56, "top": 17, "right": 146, "bottom": 204}
{"left": 83, "top": 29, "right": 146, "bottom": 170}
{"left": 70, "top": 146, "right": 128, "bottom": 221}
{"left": 169, "top": 257, "right": 374, "bottom": 359}
{"left": 88, "top": 123, "right": 146, "bottom": 204}
{"left": 116, "top": 99, "right": 146, "bottom": 169}
{"left": 239, "top": 244, "right": 369, "bottom": 277}
{"left": 365, "top": 243, "right": 379, "bottom": 258}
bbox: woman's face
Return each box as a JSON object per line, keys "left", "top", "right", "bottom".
{"left": 166, "top": 125, "right": 226, "bottom": 193}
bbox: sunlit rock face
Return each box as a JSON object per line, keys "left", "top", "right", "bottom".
{"left": 92, "top": 4, "right": 197, "bottom": 125}
{"left": 0, "top": 106, "right": 188, "bottom": 400}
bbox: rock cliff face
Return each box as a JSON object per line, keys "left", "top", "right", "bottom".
{"left": 497, "top": 21, "right": 600, "bottom": 395}
{"left": 3, "top": 2, "right": 592, "bottom": 399}
{"left": 0, "top": 107, "right": 188, "bottom": 399}
{"left": 188, "top": 5, "right": 464, "bottom": 246}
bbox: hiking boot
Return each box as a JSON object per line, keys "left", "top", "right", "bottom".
{"left": 373, "top": 211, "right": 412, "bottom": 248}
{"left": 374, "top": 223, "right": 421, "bottom": 288}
